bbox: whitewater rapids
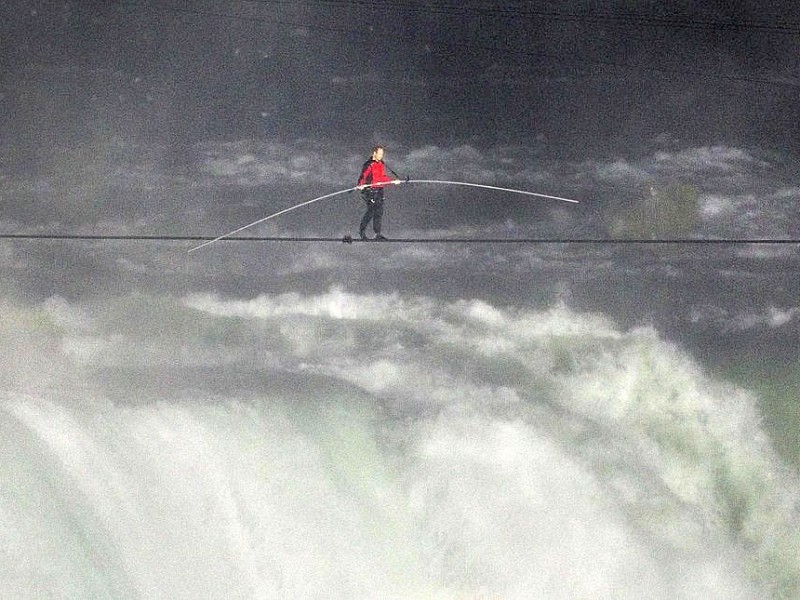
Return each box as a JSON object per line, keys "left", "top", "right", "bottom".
{"left": 1, "top": 290, "right": 797, "bottom": 599}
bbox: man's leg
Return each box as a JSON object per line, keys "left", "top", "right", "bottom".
{"left": 372, "top": 191, "right": 385, "bottom": 235}
{"left": 359, "top": 193, "right": 375, "bottom": 238}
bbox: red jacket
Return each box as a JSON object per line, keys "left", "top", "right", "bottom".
{"left": 358, "top": 160, "right": 394, "bottom": 188}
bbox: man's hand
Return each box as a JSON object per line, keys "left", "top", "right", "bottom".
{"left": 392, "top": 179, "right": 402, "bottom": 185}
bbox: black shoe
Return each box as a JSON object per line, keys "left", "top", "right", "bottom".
{"left": 359, "top": 231, "right": 370, "bottom": 241}
{"left": 374, "top": 234, "right": 388, "bottom": 241}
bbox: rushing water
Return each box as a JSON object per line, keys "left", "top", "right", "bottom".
{"left": 1, "top": 290, "right": 798, "bottom": 599}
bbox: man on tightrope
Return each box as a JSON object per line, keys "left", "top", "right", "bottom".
{"left": 356, "top": 145, "right": 401, "bottom": 241}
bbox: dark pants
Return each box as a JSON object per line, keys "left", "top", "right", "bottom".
{"left": 359, "top": 188, "right": 385, "bottom": 234}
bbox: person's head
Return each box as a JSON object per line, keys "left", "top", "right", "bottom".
{"left": 371, "top": 146, "right": 385, "bottom": 161}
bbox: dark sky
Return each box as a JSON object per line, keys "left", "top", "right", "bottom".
{"left": 3, "top": 0, "right": 799, "bottom": 150}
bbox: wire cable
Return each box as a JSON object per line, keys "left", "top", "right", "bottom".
{"left": 2, "top": 234, "right": 799, "bottom": 245}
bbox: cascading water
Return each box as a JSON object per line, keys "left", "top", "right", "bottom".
{"left": 1, "top": 290, "right": 797, "bottom": 599}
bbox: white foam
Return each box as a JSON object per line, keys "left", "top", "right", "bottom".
{"left": 1, "top": 291, "right": 796, "bottom": 598}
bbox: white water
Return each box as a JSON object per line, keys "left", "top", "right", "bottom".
{"left": 1, "top": 290, "right": 797, "bottom": 599}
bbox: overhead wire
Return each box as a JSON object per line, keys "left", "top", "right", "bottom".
{"left": 2, "top": 234, "right": 799, "bottom": 245}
